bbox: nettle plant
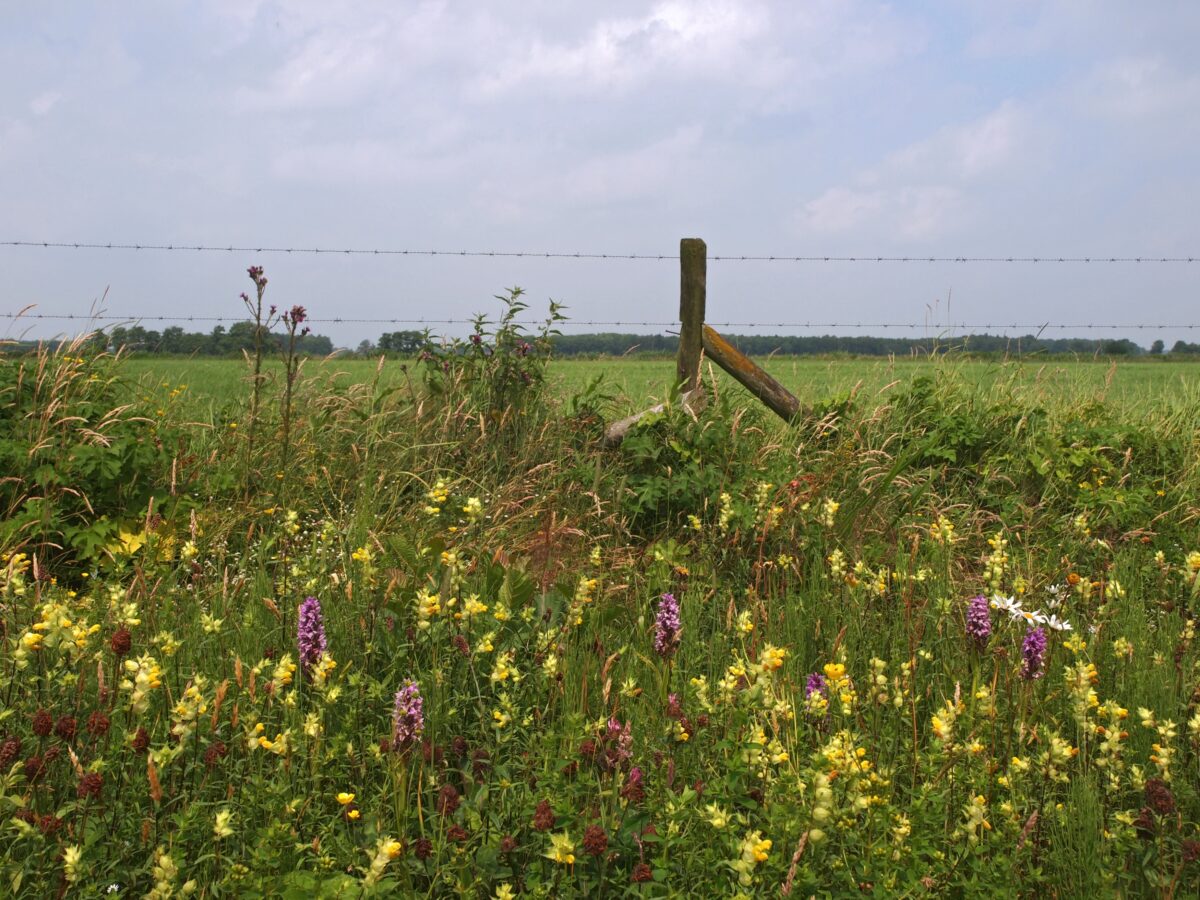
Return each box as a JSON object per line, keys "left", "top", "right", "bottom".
{"left": 419, "top": 288, "right": 565, "bottom": 417}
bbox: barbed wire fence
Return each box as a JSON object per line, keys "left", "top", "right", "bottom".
{"left": 4, "top": 238, "right": 1200, "bottom": 338}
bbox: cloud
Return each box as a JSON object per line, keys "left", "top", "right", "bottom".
{"left": 1080, "top": 56, "right": 1200, "bottom": 120}
{"left": 29, "top": 91, "right": 62, "bottom": 117}
{"left": 796, "top": 101, "right": 1031, "bottom": 241}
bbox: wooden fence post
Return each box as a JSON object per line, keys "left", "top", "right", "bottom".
{"left": 677, "top": 238, "right": 706, "bottom": 392}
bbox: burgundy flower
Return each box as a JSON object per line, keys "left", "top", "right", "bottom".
{"left": 413, "top": 838, "right": 433, "bottom": 860}
{"left": 204, "top": 740, "right": 228, "bottom": 768}
{"left": 437, "top": 784, "right": 460, "bottom": 817}
{"left": 583, "top": 824, "right": 608, "bottom": 857}
{"left": 110, "top": 628, "right": 132, "bottom": 657}
{"left": 631, "top": 863, "right": 653, "bottom": 883}
{"left": 532, "top": 799, "right": 556, "bottom": 832}
{"left": 0, "top": 736, "right": 21, "bottom": 769}
{"left": 54, "top": 715, "right": 77, "bottom": 743}
{"left": 132, "top": 727, "right": 150, "bottom": 754}
{"left": 31, "top": 709, "right": 53, "bottom": 737}
{"left": 621, "top": 766, "right": 646, "bottom": 804}
{"left": 1145, "top": 778, "right": 1176, "bottom": 816}
{"left": 77, "top": 772, "right": 104, "bottom": 799}
{"left": 86, "top": 711, "right": 111, "bottom": 737}
{"left": 24, "top": 755, "right": 45, "bottom": 782}
{"left": 446, "top": 824, "right": 468, "bottom": 843}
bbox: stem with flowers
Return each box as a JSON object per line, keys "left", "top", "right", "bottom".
{"left": 278, "top": 304, "right": 309, "bottom": 495}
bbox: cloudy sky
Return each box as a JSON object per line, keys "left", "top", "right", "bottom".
{"left": 3, "top": 1, "right": 1199, "bottom": 348}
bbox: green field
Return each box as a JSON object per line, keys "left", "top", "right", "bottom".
{"left": 125, "top": 354, "right": 1200, "bottom": 419}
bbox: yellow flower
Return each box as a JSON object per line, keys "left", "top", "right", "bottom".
{"left": 63, "top": 844, "right": 82, "bottom": 883}
{"left": 213, "top": 808, "right": 234, "bottom": 840}
{"left": 337, "top": 792, "right": 356, "bottom": 806}
{"left": 545, "top": 832, "right": 576, "bottom": 865}
{"left": 494, "top": 885, "right": 516, "bottom": 900}
{"left": 704, "top": 803, "right": 731, "bottom": 829}
{"left": 383, "top": 839, "right": 403, "bottom": 859}
{"left": 760, "top": 644, "right": 787, "bottom": 671}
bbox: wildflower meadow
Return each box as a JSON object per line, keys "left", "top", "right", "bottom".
{"left": 3, "top": 274, "right": 1200, "bottom": 897}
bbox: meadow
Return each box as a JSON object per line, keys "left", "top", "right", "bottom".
{"left": 4, "top": 309, "right": 1200, "bottom": 897}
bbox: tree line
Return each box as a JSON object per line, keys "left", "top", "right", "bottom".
{"left": 357, "top": 330, "right": 1197, "bottom": 358}
{"left": 7, "top": 325, "right": 1200, "bottom": 359}
{"left": 105, "top": 323, "right": 333, "bottom": 356}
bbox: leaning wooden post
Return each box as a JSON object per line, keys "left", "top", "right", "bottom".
{"left": 677, "top": 238, "right": 706, "bottom": 393}
{"left": 701, "top": 325, "right": 801, "bottom": 422}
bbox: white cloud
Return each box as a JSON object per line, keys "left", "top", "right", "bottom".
{"left": 1081, "top": 56, "right": 1200, "bottom": 120}
{"left": 797, "top": 101, "right": 1031, "bottom": 241}
{"left": 29, "top": 91, "right": 62, "bottom": 117}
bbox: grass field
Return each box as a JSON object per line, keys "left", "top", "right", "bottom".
{"left": 5, "top": 336, "right": 1200, "bottom": 896}
{"left": 123, "top": 353, "right": 1200, "bottom": 419}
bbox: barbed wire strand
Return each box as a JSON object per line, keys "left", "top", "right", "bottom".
{"left": 4, "top": 312, "right": 1200, "bottom": 330}
{"left": 2, "top": 240, "right": 1197, "bottom": 263}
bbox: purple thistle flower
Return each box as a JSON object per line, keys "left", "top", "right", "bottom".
{"left": 966, "top": 595, "right": 992, "bottom": 647}
{"left": 392, "top": 681, "right": 424, "bottom": 750}
{"left": 296, "top": 596, "right": 327, "bottom": 674}
{"left": 653, "top": 593, "right": 681, "bottom": 659}
{"left": 1021, "top": 627, "right": 1047, "bottom": 680}
{"left": 804, "top": 672, "right": 828, "bottom": 699}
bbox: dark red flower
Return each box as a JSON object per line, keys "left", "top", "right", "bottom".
{"left": 532, "top": 799, "right": 556, "bottom": 832}
{"left": 24, "top": 755, "right": 45, "bottom": 782}
{"left": 499, "top": 834, "right": 517, "bottom": 854}
{"left": 446, "top": 824, "right": 468, "bottom": 842}
{"left": 631, "top": 863, "right": 653, "bottom": 883}
{"left": 0, "top": 736, "right": 21, "bottom": 769}
{"left": 77, "top": 772, "right": 103, "bottom": 799}
{"left": 1146, "top": 778, "right": 1176, "bottom": 817}
{"left": 413, "top": 838, "right": 433, "bottom": 860}
{"left": 438, "top": 784, "right": 460, "bottom": 817}
{"left": 37, "top": 814, "right": 63, "bottom": 835}
{"left": 86, "top": 711, "right": 111, "bottom": 737}
{"left": 110, "top": 628, "right": 132, "bottom": 657}
{"left": 54, "top": 715, "right": 77, "bottom": 743}
{"left": 582, "top": 824, "right": 608, "bottom": 857}
{"left": 31, "top": 709, "right": 52, "bottom": 737}
{"left": 204, "top": 741, "right": 228, "bottom": 768}
{"left": 132, "top": 727, "right": 150, "bottom": 754}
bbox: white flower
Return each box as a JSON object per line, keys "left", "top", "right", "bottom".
{"left": 990, "top": 595, "right": 1024, "bottom": 620}
{"left": 1046, "top": 615, "right": 1073, "bottom": 633}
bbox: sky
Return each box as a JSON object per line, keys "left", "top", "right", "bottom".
{"left": 2, "top": 0, "right": 1200, "bottom": 349}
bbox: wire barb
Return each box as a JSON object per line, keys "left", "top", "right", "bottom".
{"left": 3, "top": 312, "right": 1200, "bottom": 330}
{"left": 2, "top": 240, "right": 1197, "bottom": 263}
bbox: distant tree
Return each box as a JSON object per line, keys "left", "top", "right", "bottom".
{"left": 378, "top": 330, "right": 426, "bottom": 354}
{"left": 356, "top": 340, "right": 377, "bottom": 356}
{"left": 1150, "top": 339, "right": 1164, "bottom": 355}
